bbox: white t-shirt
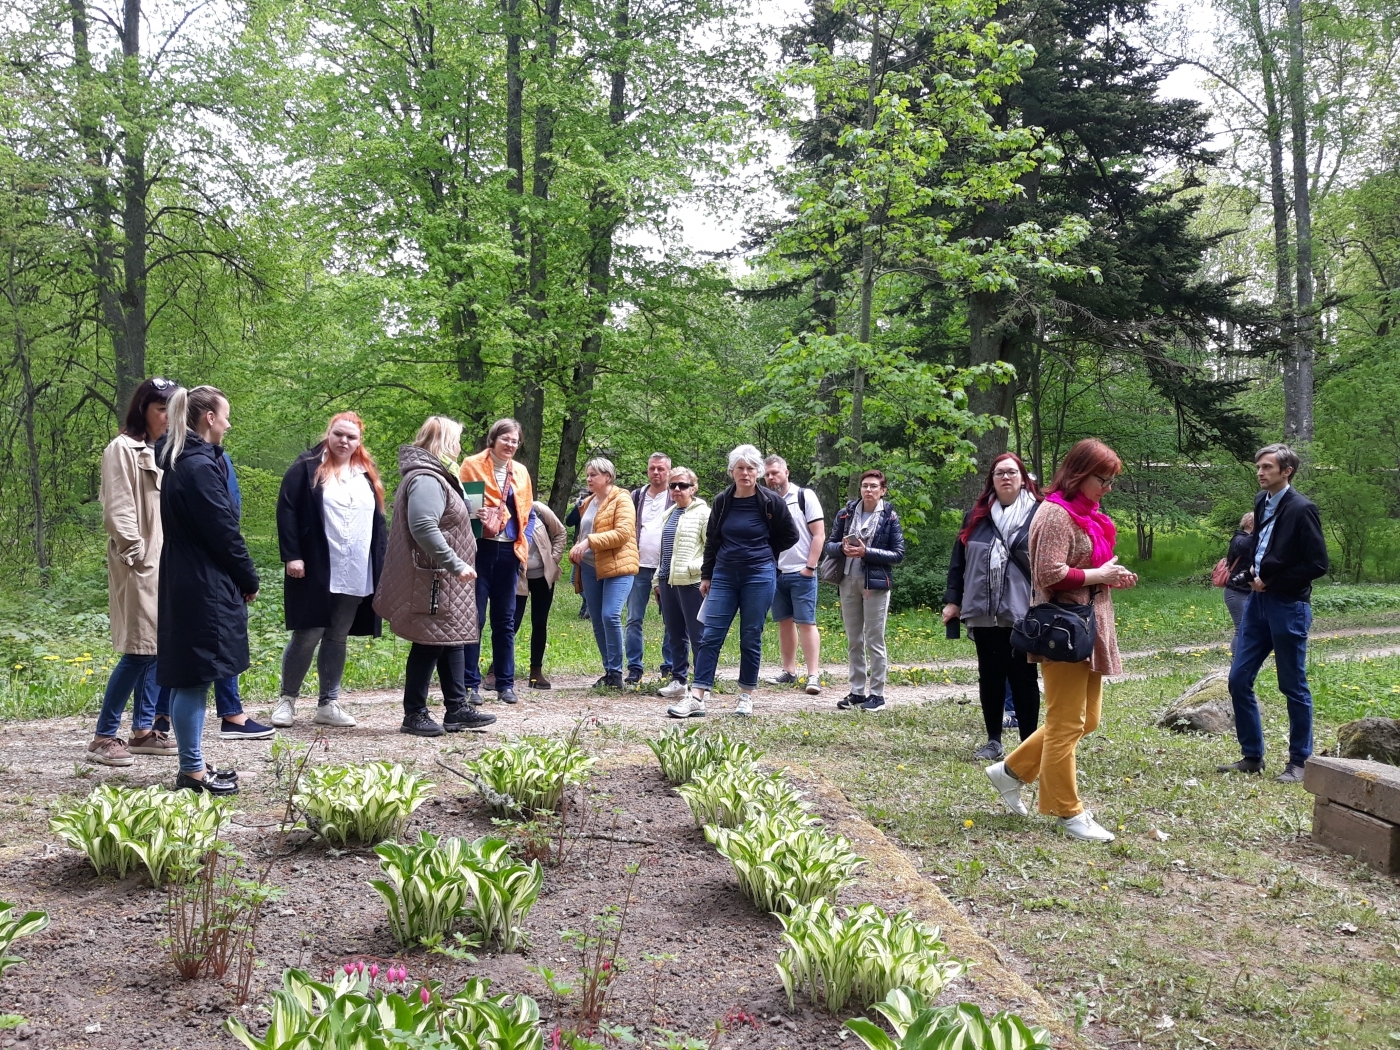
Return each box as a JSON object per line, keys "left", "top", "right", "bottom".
{"left": 636, "top": 488, "right": 671, "bottom": 569}
{"left": 322, "top": 466, "right": 376, "bottom": 597}
{"left": 777, "top": 485, "right": 824, "bottom": 573}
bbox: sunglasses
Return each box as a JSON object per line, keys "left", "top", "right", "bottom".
{"left": 668, "top": 482, "right": 693, "bottom": 490}
{"left": 151, "top": 377, "right": 177, "bottom": 391}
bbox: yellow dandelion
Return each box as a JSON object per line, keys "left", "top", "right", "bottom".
{"left": 964, "top": 819, "right": 974, "bottom": 828}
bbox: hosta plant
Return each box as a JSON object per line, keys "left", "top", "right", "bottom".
{"left": 844, "top": 987, "right": 1053, "bottom": 1050}
{"left": 0, "top": 902, "right": 49, "bottom": 977}
{"left": 675, "top": 760, "right": 810, "bottom": 829}
{"left": 706, "top": 811, "right": 863, "bottom": 914}
{"left": 224, "top": 967, "right": 544, "bottom": 1050}
{"left": 372, "top": 833, "right": 542, "bottom": 951}
{"left": 295, "top": 762, "right": 432, "bottom": 845}
{"left": 465, "top": 736, "right": 595, "bottom": 816}
{"left": 49, "top": 785, "right": 228, "bottom": 884}
{"left": 776, "top": 899, "right": 966, "bottom": 1013}
{"left": 647, "top": 726, "right": 759, "bottom": 785}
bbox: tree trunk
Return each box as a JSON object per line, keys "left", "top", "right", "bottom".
{"left": 1284, "top": 0, "right": 1314, "bottom": 442}
{"left": 847, "top": 19, "right": 883, "bottom": 499}
{"left": 1245, "top": 0, "right": 1294, "bottom": 350}
{"left": 115, "top": 0, "right": 146, "bottom": 413}
{"left": 811, "top": 265, "right": 845, "bottom": 514}
{"left": 514, "top": 0, "right": 563, "bottom": 484}
{"left": 963, "top": 291, "right": 1021, "bottom": 500}
{"left": 5, "top": 246, "right": 49, "bottom": 576}
{"left": 548, "top": 0, "right": 629, "bottom": 514}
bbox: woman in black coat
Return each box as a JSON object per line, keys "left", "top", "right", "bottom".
{"left": 272, "top": 412, "right": 387, "bottom": 729}
{"left": 1222, "top": 511, "right": 1255, "bottom": 634}
{"left": 157, "top": 385, "right": 259, "bottom": 796}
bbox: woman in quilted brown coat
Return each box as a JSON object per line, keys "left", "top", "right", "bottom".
{"left": 374, "top": 417, "right": 495, "bottom": 737}
{"left": 568, "top": 457, "right": 638, "bottom": 689}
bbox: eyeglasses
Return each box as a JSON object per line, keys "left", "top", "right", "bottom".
{"left": 668, "top": 482, "right": 693, "bottom": 490}
{"left": 992, "top": 469, "right": 1020, "bottom": 479}
{"left": 1092, "top": 474, "right": 1115, "bottom": 488}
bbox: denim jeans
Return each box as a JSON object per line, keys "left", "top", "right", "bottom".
{"left": 656, "top": 580, "right": 703, "bottom": 683}
{"left": 280, "top": 592, "right": 363, "bottom": 702}
{"left": 625, "top": 566, "right": 677, "bottom": 676}
{"left": 464, "top": 542, "right": 520, "bottom": 691}
{"left": 1228, "top": 591, "right": 1314, "bottom": 765}
{"left": 157, "top": 678, "right": 240, "bottom": 725}
{"left": 692, "top": 562, "right": 776, "bottom": 691}
{"left": 580, "top": 563, "right": 634, "bottom": 676}
{"left": 170, "top": 684, "right": 212, "bottom": 775}
{"left": 96, "top": 654, "right": 160, "bottom": 737}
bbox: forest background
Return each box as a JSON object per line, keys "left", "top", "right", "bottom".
{"left": 1, "top": 0, "right": 1398, "bottom": 603}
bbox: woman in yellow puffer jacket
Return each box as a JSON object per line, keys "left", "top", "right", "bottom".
{"left": 569, "top": 457, "right": 639, "bottom": 689}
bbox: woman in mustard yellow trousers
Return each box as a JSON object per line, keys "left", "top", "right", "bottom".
{"left": 984, "top": 438, "right": 1137, "bottom": 843}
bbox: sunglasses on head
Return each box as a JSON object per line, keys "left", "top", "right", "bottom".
{"left": 151, "top": 377, "right": 177, "bottom": 391}
{"left": 668, "top": 481, "right": 693, "bottom": 490}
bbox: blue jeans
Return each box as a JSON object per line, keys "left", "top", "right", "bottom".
{"left": 156, "top": 678, "right": 241, "bottom": 726}
{"left": 96, "top": 654, "right": 160, "bottom": 737}
{"left": 464, "top": 542, "right": 520, "bottom": 691}
{"left": 580, "top": 563, "right": 634, "bottom": 676}
{"left": 692, "top": 562, "right": 777, "bottom": 692}
{"left": 626, "top": 566, "right": 677, "bottom": 676}
{"left": 170, "top": 684, "right": 212, "bottom": 775}
{"left": 1228, "top": 591, "right": 1314, "bottom": 765}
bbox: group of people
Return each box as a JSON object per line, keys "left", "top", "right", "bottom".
{"left": 89, "top": 377, "right": 1328, "bottom": 826}
{"left": 943, "top": 438, "right": 1327, "bottom": 844}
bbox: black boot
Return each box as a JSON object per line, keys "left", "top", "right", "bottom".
{"left": 529, "top": 666, "right": 552, "bottom": 690}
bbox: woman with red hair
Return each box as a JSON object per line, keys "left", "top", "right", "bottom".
{"left": 984, "top": 439, "right": 1137, "bottom": 843}
{"left": 943, "top": 453, "right": 1042, "bottom": 762}
{"left": 272, "top": 412, "right": 388, "bottom": 729}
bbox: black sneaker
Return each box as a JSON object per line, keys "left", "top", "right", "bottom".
{"left": 444, "top": 706, "right": 497, "bottom": 732}
{"left": 836, "top": 692, "right": 863, "bottom": 710}
{"left": 176, "top": 771, "right": 238, "bottom": 797}
{"left": 1275, "top": 762, "right": 1306, "bottom": 784}
{"left": 860, "top": 695, "right": 886, "bottom": 713}
{"left": 973, "top": 740, "right": 1005, "bottom": 762}
{"left": 220, "top": 717, "right": 276, "bottom": 740}
{"left": 624, "top": 672, "right": 642, "bottom": 690}
{"left": 467, "top": 688, "right": 485, "bottom": 707}
{"left": 1216, "top": 757, "right": 1265, "bottom": 775}
{"left": 400, "top": 710, "right": 445, "bottom": 738}
{"left": 592, "top": 673, "right": 623, "bottom": 692}
{"left": 497, "top": 687, "right": 518, "bottom": 705}
{"left": 658, "top": 664, "right": 672, "bottom": 678}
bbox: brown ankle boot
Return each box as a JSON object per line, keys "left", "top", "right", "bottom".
{"left": 528, "top": 667, "right": 551, "bottom": 690}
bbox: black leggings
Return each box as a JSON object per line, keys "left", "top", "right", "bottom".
{"left": 513, "top": 577, "right": 555, "bottom": 670}
{"left": 972, "top": 625, "right": 1040, "bottom": 742}
{"left": 403, "top": 644, "right": 466, "bottom": 715}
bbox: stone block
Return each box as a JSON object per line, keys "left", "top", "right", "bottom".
{"left": 1311, "top": 798, "right": 1400, "bottom": 874}
{"left": 1304, "top": 756, "right": 1400, "bottom": 825}
{"left": 1158, "top": 671, "right": 1234, "bottom": 734}
{"left": 1337, "top": 717, "right": 1400, "bottom": 765}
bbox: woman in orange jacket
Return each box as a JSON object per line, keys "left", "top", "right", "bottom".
{"left": 568, "top": 457, "right": 639, "bottom": 689}
{"left": 458, "top": 418, "right": 534, "bottom": 705}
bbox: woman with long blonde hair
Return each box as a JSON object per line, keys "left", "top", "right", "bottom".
{"left": 272, "top": 412, "right": 388, "bottom": 729}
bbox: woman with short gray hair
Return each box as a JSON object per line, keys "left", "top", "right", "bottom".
{"left": 667, "top": 445, "right": 799, "bottom": 719}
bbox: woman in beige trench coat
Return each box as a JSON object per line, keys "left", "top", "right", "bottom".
{"left": 87, "top": 378, "right": 181, "bottom": 767}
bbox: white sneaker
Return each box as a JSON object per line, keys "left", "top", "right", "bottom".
{"left": 1059, "top": 811, "right": 1115, "bottom": 843}
{"left": 270, "top": 697, "right": 296, "bottom": 727}
{"left": 312, "top": 700, "right": 357, "bottom": 728}
{"left": 658, "top": 679, "right": 688, "bottom": 699}
{"left": 803, "top": 674, "right": 822, "bottom": 696}
{"left": 985, "top": 761, "right": 1029, "bottom": 817}
{"left": 667, "top": 693, "right": 708, "bottom": 718}
{"left": 734, "top": 693, "right": 754, "bottom": 717}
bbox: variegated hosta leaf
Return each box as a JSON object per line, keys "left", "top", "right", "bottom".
{"left": 648, "top": 726, "right": 762, "bottom": 785}
{"left": 464, "top": 736, "right": 595, "bottom": 816}
{"left": 708, "top": 811, "right": 864, "bottom": 915}
{"left": 49, "top": 785, "right": 230, "bottom": 884}
{"left": 296, "top": 762, "right": 433, "bottom": 845}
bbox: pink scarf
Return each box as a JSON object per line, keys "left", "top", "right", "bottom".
{"left": 1046, "top": 491, "right": 1116, "bottom": 567}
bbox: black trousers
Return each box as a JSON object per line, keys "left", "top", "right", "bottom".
{"left": 971, "top": 625, "right": 1040, "bottom": 742}
{"left": 403, "top": 643, "right": 466, "bottom": 715}
{"left": 513, "top": 576, "right": 555, "bottom": 671}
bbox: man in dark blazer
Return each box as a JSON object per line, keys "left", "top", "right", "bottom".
{"left": 1219, "top": 443, "right": 1329, "bottom": 783}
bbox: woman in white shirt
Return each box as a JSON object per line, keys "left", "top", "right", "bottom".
{"left": 272, "top": 412, "right": 388, "bottom": 728}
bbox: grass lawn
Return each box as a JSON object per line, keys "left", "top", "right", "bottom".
{"left": 721, "top": 669, "right": 1400, "bottom": 1049}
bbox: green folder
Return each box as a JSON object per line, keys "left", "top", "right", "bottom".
{"left": 462, "top": 480, "right": 486, "bottom": 539}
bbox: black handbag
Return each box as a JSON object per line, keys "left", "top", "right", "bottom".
{"left": 1011, "top": 591, "right": 1098, "bottom": 662}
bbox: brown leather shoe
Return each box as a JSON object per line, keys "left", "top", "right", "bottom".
{"left": 86, "top": 736, "right": 134, "bottom": 767}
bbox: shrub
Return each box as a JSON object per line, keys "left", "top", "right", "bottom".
{"left": 0, "top": 902, "right": 48, "bottom": 977}
{"left": 888, "top": 517, "right": 958, "bottom": 614}
{"left": 295, "top": 762, "right": 433, "bottom": 845}
{"left": 224, "top": 967, "right": 543, "bottom": 1050}
{"left": 372, "top": 833, "right": 542, "bottom": 951}
{"left": 706, "top": 811, "right": 863, "bottom": 914}
{"left": 675, "top": 760, "right": 810, "bottom": 829}
{"left": 49, "top": 785, "right": 228, "bottom": 884}
{"left": 845, "top": 987, "right": 1053, "bottom": 1050}
{"left": 647, "top": 726, "right": 760, "bottom": 785}
{"left": 776, "top": 900, "right": 965, "bottom": 1014}
{"left": 466, "top": 736, "right": 595, "bottom": 816}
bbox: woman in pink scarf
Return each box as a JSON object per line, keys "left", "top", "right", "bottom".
{"left": 984, "top": 439, "right": 1138, "bottom": 843}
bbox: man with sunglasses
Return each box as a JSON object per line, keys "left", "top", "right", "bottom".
{"left": 625, "top": 452, "right": 677, "bottom": 688}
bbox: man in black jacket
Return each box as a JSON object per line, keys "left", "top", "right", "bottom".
{"left": 1219, "top": 444, "right": 1329, "bottom": 783}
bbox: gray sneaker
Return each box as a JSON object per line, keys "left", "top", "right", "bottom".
{"left": 972, "top": 740, "right": 1005, "bottom": 762}
{"left": 312, "top": 701, "right": 357, "bottom": 728}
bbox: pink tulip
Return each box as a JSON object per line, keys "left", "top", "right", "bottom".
{"left": 343, "top": 963, "right": 354, "bottom": 976}
{"left": 397, "top": 967, "right": 407, "bottom": 983}
{"left": 357, "top": 961, "right": 366, "bottom": 976}
{"left": 420, "top": 986, "right": 431, "bottom": 1006}
{"left": 369, "top": 964, "right": 379, "bottom": 979}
